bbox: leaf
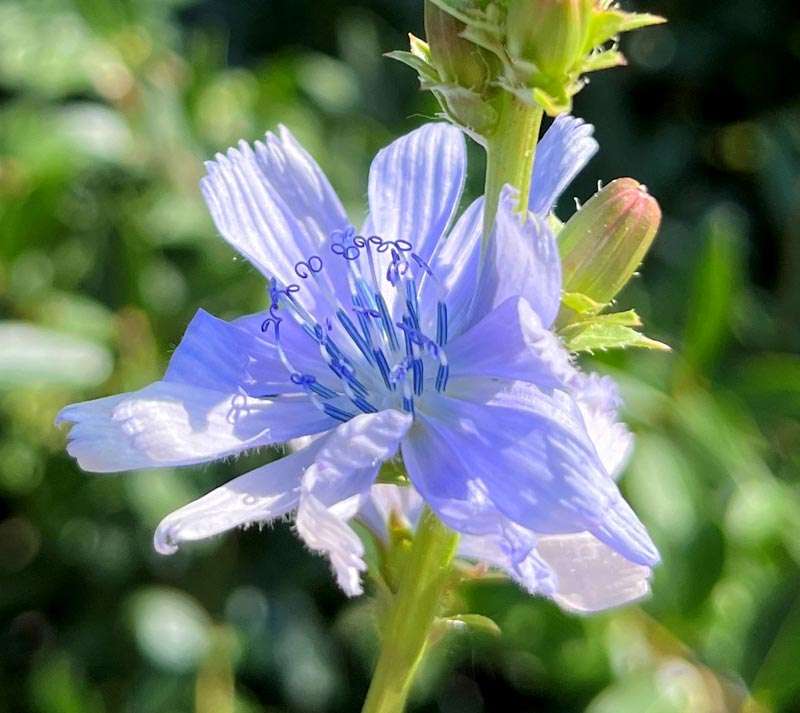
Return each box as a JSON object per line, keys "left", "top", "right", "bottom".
{"left": 581, "top": 49, "right": 626, "bottom": 74}
{"left": 0, "top": 321, "right": 113, "bottom": 389}
{"left": 408, "top": 33, "right": 432, "bottom": 62}
{"left": 560, "top": 317, "right": 670, "bottom": 353}
{"left": 589, "top": 10, "right": 666, "bottom": 49}
{"left": 561, "top": 291, "right": 607, "bottom": 316}
{"left": 384, "top": 51, "right": 440, "bottom": 83}
{"left": 593, "top": 309, "right": 642, "bottom": 327}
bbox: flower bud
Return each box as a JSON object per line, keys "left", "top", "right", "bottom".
{"left": 506, "top": 0, "right": 594, "bottom": 79}
{"left": 420, "top": 1, "right": 500, "bottom": 133}
{"left": 425, "top": 2, "right": 493, "bottom": 91}
{"left": 559, "top": 178, "right": 661, "bottom": 304}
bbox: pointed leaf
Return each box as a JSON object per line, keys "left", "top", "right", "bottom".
{"left": 385, "top": 51, "right": 440, "bottom": 83}
{"left": 589, "top": 10, "right": 667, "bottom": 48}
{"left": 562, "top": 291, "right": 607, "bottom": 316}
{"left": 581, "top": 49, "right": 626, "bottom": 74}
{"left": 561, "top": 318, "right": 670, "bottom": 353}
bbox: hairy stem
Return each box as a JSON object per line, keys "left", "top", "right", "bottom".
{"left": 482, "top": 92, "right": 544, "bottom": 240}
{"left": 361, "top": 508, "right": 460, "bottom": 713}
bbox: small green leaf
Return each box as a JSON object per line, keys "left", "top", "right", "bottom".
{"left": 561, "top": 291, "right": 607, "bottom": 316}
{"left": 593, "top": 309, "right": 642, "bottom": 327}
{"left": 589, "top": 10, "right": 666, "bottom": 48}
{"left": 408, "top": 33, "right": 432, "bottom": 62}
{"left": 581, "top": 49, "right": 626, "bottom": 74}
{"left": 561, "top": 318, "right": 670, "bottom": 353}
{"left": 384, "top": 51, "right": 440, "bottom": 83}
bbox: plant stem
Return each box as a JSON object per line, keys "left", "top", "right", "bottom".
{"left": 482, "top": 92, "right": 544, "bottom": 240}
{"left": 361, "top": 508, "right": 460, "bottom": 713}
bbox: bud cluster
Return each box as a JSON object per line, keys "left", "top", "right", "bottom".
{"left": 390, "top": 0, "right": 664, "bottom": 137}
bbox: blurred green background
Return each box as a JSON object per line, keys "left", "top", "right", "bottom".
{"left": 1, "top": 0, "right": 799, "bottom": 711}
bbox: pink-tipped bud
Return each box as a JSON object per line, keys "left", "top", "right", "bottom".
{"left": 559, "top": 178, "right": 661, "bottom": 304}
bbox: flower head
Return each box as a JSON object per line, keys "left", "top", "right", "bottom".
{"left": 57, "top": 117, "right": 658, "bottom": 607}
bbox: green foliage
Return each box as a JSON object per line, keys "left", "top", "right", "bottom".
{"left": 0, "top": 1, "right": 799, "bottom": 712}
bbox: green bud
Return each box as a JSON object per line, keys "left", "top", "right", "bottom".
{"left": 507, "top": 0, "right": 593, "bottom": 79}
{"left": 425, "top": 1, "right": 493, "bottom": 91}
{"left": 559, "top": 178, "right": 661, "bottom": 304}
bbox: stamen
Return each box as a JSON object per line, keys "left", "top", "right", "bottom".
{"left": 254, "top": 228, "right": 455, "bottom": 423}
{"left": 373, "top": 348, "right": 393, "bottom": 390}
{"left": 290, "top": 373, "right": 338, "bottom": 400}
{"left": 436, "top": 302, "right": 448, "bottom": 346}
{"left": 323, "top": 403, "right": 358, "bottom": 422}
{"left": 375, "top": 293, "right": 399, "bottom": 351}
{"left": 336, "top": 308, "right": 375, "bottom": 366}
{"left": 412, "top": 358, "right": 424, "bottom": 396}
{"left": 405, "top": 279, "right": 420, "bottom": 328}
{"left": 411, "top": 253, "right": 433, "bottom": 276}
{"left": 435, "top": 363, "right": 450, "bottom": 393}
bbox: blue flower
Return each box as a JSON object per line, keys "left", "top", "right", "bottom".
{"left": 57, "top": 116, "right": 658, "bottom": 604}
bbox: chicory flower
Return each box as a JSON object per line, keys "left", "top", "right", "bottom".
{"left": 57, "top": 116, "right": 658, "bottom": 607}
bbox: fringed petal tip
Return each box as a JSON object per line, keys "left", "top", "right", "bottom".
{"left": 531, "top": 114, "right": 600, "bottom": 216}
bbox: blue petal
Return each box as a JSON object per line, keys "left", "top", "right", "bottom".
{"left": 530, "top": 114, "right": 598, "bottom": 216}
{"left": 164, "top": 309, "right": 294, "bottom": 395}
{"left": 417, "top": 197, "right": 483, "bottom": 337}
{"left": 367, "top": 123, "right": 466, "bottom": 262}
{"left": 446, "top": 297, "right": 574, "bottom": 387}
{"left": 401, "top": 417, "right": 507, "bottom": 536}
{"left": 56, "top": 381, "right": 333, "bottom": 473}
{"left": 411, "top": 379, "right": 660, "bottom": 567}
{"left": 154, "top": 441, "right": 324, "bottom": 554}
{"left": 459, "top": 526, "right": 557, "bottom": 595}
{"left": 200, "top": 128, "right": 350, "bottom": 316}
{"left": 357, "top": 483, "right": 652, "bottom": 612}
{"left": 153, "top": 410, "right": 410, "bottom": 573}
{"left": 295, "top": 409, "right": 412, "bottom": 595}
{"left": 472, "top": 188, "right": 562, "bottom": 328}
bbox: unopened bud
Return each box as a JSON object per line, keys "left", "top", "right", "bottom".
{"left": 559, "top": 178, "right": 661, "bottom": 304}
{"left": 425, "top": 2, "right": 494, "bottom": 91}
{"left": 507, "top": 0, "right": 593, "bottom": 79}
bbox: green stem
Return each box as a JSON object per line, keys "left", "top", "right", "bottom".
{"left": 482, "top": 93, "right": 544, "bottom": 240}
{"left": 361, "top": 508, "right": 460, "bottom": 713}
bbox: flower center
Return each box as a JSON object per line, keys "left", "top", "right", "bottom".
{"left": 260, "top": 228, "right": 449, "bottom": 422}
